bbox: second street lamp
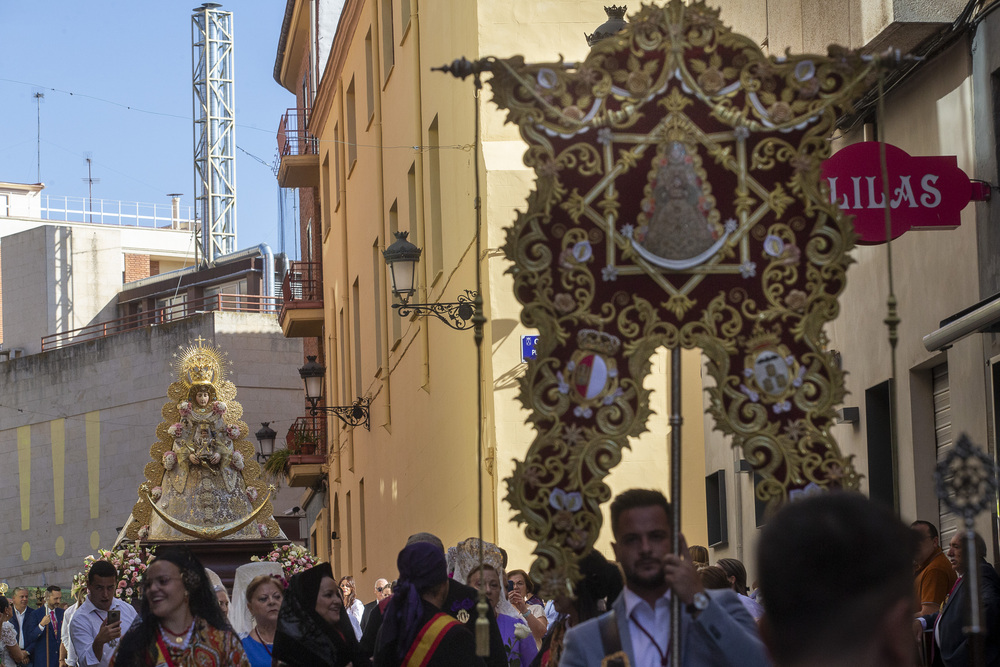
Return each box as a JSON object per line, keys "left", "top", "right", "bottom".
{"left": 382, "top": 231, "right": 477, "bottom": 330}
{"left": 297, "top": 356, "right": 371, "bottom": 430}
{"left": 254, "top": 422, "right": 277, "bottom": 463}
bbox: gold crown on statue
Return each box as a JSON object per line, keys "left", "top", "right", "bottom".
{"left": 173, "top": 338, "right": 227, "bottom": 388}
{"left": 577, "top": 329, "right": 622, "bottom": 356}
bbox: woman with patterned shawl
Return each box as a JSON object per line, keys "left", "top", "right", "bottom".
{"left": 272, "top": 563, "right": 359, "bottom": 667}
{"left": 111, "top": 547, "right": 248, "bottom": 667}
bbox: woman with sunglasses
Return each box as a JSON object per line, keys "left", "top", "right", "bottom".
{"left": 111, "top": 546, "right": 248, "bottom": 667}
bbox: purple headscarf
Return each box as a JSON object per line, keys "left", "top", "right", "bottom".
{"left": 380, "top": 541, "right": 448, "bottom": 660}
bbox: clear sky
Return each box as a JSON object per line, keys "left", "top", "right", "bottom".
{"left": 0, "top": 1, "right": 301, "bottom": 257}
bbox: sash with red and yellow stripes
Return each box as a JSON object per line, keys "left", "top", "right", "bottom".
{"left": 402, "top": 612, "right": 462, "bottom": 667}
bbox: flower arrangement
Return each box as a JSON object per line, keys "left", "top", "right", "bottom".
{"left": 82, "top": 544, "right": 156, "bottom": 603}
{"left": 251, "top": 543, "right": 320, "bottom": 578}
{"left": 178, "top": 401, "right": 192, "bottom": 417}
{"left": 167, "top": 422, "right": 184, "bottom": 437}
{"left": 246, "top": 485, "right": 258, "bottom": 502}
{"left": 226, "top": 424, "right": 241, "bottom": 440}
{"left": 162, "top": 451, "right": 177, "bottom": 471}
{"left": 231, "top": 450, "right": 245, "bottom": 471}
{"left": 212, "top": 401, "right": 227, "bottom": 415}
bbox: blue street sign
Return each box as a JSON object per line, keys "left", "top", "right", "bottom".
{"left": 521, "top": 335, "right": 540, "bottom": 363}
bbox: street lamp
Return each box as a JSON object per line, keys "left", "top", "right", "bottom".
{"left": 382, "top": 231, "right": 478, "bottom": 330}
{"left": 254, "top": 422, "right": 277, "bottom": 463}
{"left": 297, "top": 356, "right": 371, "bottom": 430}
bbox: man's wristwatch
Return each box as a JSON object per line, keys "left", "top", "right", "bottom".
{"left": 687, "top": 591, "right": 710, "bottom": 615}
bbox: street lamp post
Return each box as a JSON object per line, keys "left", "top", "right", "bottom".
{"left": 382, "top": 231, "right": 477, "bottom": 330}
{"left": 254, "top": 422, "right": 277, "bottom": 463}
{"left": 298, "top": 356, "right": 371, "bottom": 430}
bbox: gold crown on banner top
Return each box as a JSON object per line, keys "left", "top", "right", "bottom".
{"left": 577, "top": 329, "right": 622, "bottom": 356}
{"left": 173, "top": 337, "right": 227, "bottom": 389}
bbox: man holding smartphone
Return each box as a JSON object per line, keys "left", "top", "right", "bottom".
{"left": 68, "top": 562, "right": 137, "bottom": 667}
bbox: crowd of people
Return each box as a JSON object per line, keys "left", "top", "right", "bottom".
{"left": 1, "top": 487, "right": 994, "bottom": 666}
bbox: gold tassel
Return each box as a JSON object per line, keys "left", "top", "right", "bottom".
{"left": 475, "top": 595, "right": 489, "bottom": 656}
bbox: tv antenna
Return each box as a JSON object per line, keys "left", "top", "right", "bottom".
{"left": 82, "top": 154, "right": 100, "bottom": 223}
{"left": 33, "top": 91, "right": 44, "bottom": 183}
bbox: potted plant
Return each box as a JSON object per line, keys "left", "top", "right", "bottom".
{"left": 262, "top": 448, "right": 291, "bottom": 481}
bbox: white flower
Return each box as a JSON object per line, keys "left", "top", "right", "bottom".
{"left": 150, "top": 486, "right": 162, "bottom": 501}
{"left": 162, "top": 451, "right": 177, "bottom": 471}
{"left": 739, "top": 261, "right": 757, "bottom": 278}
{"left": 597, "top": 128, "right": 613, "bottom": 145}
{"left": 226, "top": 424, "right": 241, "bottom": 439}
{"left": 773, "top": 401, "right": 792, "bottom": 414}
{"left": 601, "top": 265, "right": 619, "bottom": 281}
{"left": 167, "top": 422, "right": 183, "bottom": 437}
{"left": 137, "top": 525, "right": 150, "bottom": 539}
{"left": 724, "top": 218, "right": 739, "bottom": 233}
{"left": 621, "top": 224, "right": 634, "bottom": 238}
{"left": 514, "top": 622, "right": 532, "bottom": 640}
{"left": 734, "top": 126, "right": 750, "bottom": 141}
{"left": 573, "top": 405, "right": 593, "bottom": 418}
{"left": 231, "top": 451, "right": 245, "bottom": 471}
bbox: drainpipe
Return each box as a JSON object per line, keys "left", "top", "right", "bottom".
{"left": 258, "top": 243, "right": 274, "bottom": 298}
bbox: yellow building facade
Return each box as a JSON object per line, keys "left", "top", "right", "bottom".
{"left": 274, "top": 0, "right": 710, "bottom": 592}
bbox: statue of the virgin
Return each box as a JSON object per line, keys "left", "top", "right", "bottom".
{"left": 122, "top": 338, "right": 282, "bottom": 541}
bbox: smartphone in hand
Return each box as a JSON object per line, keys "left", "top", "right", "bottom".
{"left": 107, "top": 609, "right": 120, "bottom": 625}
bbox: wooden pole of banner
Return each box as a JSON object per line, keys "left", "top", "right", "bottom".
{"left": 669, "top": 346, "right": 683, "bottom": 667}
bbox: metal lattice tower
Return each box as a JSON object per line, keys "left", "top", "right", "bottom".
{"left": 192, "top": 2, "right": 236, "bottom": 262}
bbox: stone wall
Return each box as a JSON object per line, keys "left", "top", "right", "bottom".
{"left": 0, "top": 311, "right": 304, "bottom": 588}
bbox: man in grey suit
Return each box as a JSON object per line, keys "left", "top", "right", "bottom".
{"left": 560, "top": 489, "right": 770, "bottom": 667}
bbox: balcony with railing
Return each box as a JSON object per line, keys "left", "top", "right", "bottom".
{"left": 275, "top": 107, "right": 319, "bottom": 188}
{"left": 40, "top": 293, "right": 281, "bottom": 351}
{"left": 279, "top": 261, "right": 324, "bottom": 338}
{"left": 283, "top": 414, "right": 328, "bottom": 487}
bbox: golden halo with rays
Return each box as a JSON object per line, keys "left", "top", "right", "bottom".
{"left": 172, "top": 337, "right": 230, "bottom": 390}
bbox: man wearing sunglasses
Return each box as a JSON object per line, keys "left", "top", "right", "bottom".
{"left": 360, "top": 578, "right": 391, "bottom": 632}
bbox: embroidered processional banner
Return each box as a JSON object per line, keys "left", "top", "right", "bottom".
{"left": 488, "top": 1, "right": 879, "bottom": 590}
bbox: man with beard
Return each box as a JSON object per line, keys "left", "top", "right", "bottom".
{"left": 560, "top": 488, "right": 768, "bottom": 666}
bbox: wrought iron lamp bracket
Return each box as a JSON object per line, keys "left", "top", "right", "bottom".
{"left": 393, "top": 290, "right": 478, "bottom": 330}
{"left": 308, "top": 396, "right": 372, "bottom": 430}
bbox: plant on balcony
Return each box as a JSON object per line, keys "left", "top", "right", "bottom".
{"left": 289, "top": 428, "right": 320, "bottom": 456}
{"left": 262, "top": 448, "right": 291, "bottom": 482}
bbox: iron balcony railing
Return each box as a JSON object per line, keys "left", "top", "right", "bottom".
{"left": 281, "top": 261, "right": 323, "bottom": 303}
{"left": 40, "top": 293, "right": 281, "bottom": 351}
{"left": 274, "top": 107, "right": 318, "bottom": 174}
{"left": 285, "top": 414, "right": 327, "bottom": 458}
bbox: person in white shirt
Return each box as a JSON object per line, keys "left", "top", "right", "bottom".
{"left": 69, "top": 562, "right": 138, "bottom": 667}
{"left": 10, "top": 588, "right": 32, "bottom": 658}
{"left": 61, "top": 587, "right": 88, "bottom": 667}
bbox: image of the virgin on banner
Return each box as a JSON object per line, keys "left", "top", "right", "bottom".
{"left": 487, "top": 1, "right": 883, "bottom": 590}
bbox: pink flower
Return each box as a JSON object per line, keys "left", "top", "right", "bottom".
{"left": 167, "top": 422, "right": 184, "bottom": 437}
{"left": 212, "top": 401, "right": 227, "bottom": 415}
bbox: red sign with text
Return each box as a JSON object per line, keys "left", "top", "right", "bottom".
{"left": 820, "top": 142, "right": 978, "bottom": 245}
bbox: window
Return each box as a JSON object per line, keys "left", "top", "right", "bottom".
{"left": 322, "top": 154, "right": 332, "bottom": 232}
{"left": 346, "top": 79, "right": 358, "bottom": 170}
{"left": 372, "top": 240, "right": 384, "bottom": 370}
{"left": 365, "top": 29, "right": 375, "bottom": 124}
{"left": 346, "top": 490, "right": 354, "bottom": 574}
{"left": 428, "top": 116, "right": 443, "bottom": 277}
{"left": 333, "top": 123, "right": 342, "bottom": 211}
{"left": 389, "top": 200, "right": 401, "bottom": 343}
{"left": 340, "top": 307, "right": 349, "bottom": 401}
{"left": 407, "top": 162, "right": 418, "bottom": 246}
{"left": 380, "top": 0, "right": 394, "bottom": 80}
{"left": 353, "top": 279, "right": 363, "bottom": 393}
{"left": 359, "top": 478, "right": 367, "bottom": 570}
{"left": 400, "top": 0, "right": 411, "bottom": 33}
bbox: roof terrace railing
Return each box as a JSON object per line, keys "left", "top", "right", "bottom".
{"left": 40, "top": 293, "right": 280, "bottom": 351}
{"left": 38, "top": 195, "right": 196, "bottom": 229}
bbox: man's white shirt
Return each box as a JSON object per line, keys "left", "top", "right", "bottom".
{"left": 69, "top": 597, "right": 138, "bottom": 667}
{"left": 62, "top": 602, "right": 80, "bottom": 666}
{"left": 623, "top": 587, "right": 672, "bottom": 667}
{"left": 13, "top": 608, "right": 28, "bottom": 649}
